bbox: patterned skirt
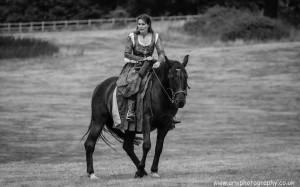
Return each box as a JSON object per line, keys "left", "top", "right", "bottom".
{"left": 116, "top": 63, "right": 141, "bottom": 97}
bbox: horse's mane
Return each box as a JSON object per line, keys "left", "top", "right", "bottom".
{"left": 167, "top": 60, "right": 188, "bottom": 79}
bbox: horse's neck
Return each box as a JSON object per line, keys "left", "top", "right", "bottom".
{"left": 151, "top": 63, "right": 179, "bottom": 119}
{"left": 154, "top": 62, "right": 169, "bottom": 86}
{"left": 152, "top": 63, "right": 171, "bottom": 103}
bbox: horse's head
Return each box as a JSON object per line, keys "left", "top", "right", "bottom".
{"left": 165, "top": 55, "right": 189, "bottom": 108}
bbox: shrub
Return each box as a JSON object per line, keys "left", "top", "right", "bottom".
{"left": 184, "top": 6, "right": 290, "bottom": 42}
{"left": 221, "top": 16, "right": 289, "bottom": 41}
{"left": 184, "top": 6, "right": 247, "bottom": 36}
{"left": 0, "top": 36, "right": 59, "bottom": 59}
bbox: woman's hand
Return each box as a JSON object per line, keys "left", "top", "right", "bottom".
{"left": 143, "top": 56, "right": 153, "bottom": 61}
{"left": 152, "top": 61, "right": 160, "bottom": 68}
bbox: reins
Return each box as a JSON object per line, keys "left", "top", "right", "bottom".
{"left": 152, "top": 68, "right": 188, "bottom": 104}
{"left": 152, "top": 69, "right": 174, "bottom": 103}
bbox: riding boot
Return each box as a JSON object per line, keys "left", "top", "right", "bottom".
{"left": 126, "top": 96, "right": 136, "bottom": 122}
{"left": 172, "top": 117, "right": 181, "bottom": 124}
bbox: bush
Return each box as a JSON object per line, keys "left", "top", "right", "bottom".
{"left": 221, "top": 16, "right": 289, "bottom": 41}
{"left": 0, "top": 36, "right": 59, "bottom": 59}
{"left": 184, "top": 6, "right": 290, "bottom": 42}
{"left": 184, "top": 6, "right": 244, "bottom": 36}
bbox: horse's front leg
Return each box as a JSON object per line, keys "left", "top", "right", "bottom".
{"left": 150, "top": 123, "right": 170, "bottom": 178}
{"left": 136, "top": 114, "right": 152, "bottom": 178}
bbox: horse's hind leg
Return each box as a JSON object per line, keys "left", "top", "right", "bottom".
{"left": 84, "top": 121, "right": 104, "bottom": 178}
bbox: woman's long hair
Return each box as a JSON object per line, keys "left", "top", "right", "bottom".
{"left": 134, "top": 14, "right": 154, "bottom": 35}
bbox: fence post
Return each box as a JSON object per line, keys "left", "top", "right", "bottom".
{"left": 111, "top": 18, "right": 115, "bottom": 25}
{"left": 8, "top": 23, "right": 11, "bottom": 32}
{"left": 76, "top": 20, "right": 79, "bottom": 29}
{"left": 42, "top": 22, "right": 44, "bottom": 31}
{"left": 88, "top": 19, "right": 91, "bottom": 27}
{"left": 65, "top": 20, "right": 68, "bottom": 28}
{"left": 53, "top": 22, "right": 56, "bottom": 31}
{"left": 19, "top": 22, "right": 22, "bottom": 32}
{"left": 30, "top": 22, "right": 33, "bottom": 32}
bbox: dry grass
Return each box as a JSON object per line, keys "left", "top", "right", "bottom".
{"left": 0, "top": 25, "right": 300, "bottom": 186}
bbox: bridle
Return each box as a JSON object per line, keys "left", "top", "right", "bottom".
{"left": 169, "top": 89, "right": 188, "bottom": 103}
{"left": 152, "top": 68, "right": 189, "bottom": 103}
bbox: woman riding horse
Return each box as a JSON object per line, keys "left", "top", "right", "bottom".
{"left": 116, "top": 14, "right": 180, "bottom": 127}
{"left": 82, "top": 14, "right": 189, "bottom": 179}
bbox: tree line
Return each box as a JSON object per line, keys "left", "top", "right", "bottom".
{"left": 0, "top": 0, "right": 299, "bottom": 24}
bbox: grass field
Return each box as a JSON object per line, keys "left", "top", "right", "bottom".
{"left": 0, "top": 25, "right": 300, "bottom": 187}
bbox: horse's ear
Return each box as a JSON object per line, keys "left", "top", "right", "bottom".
{"left": 182, "top": 55, "right": 189, "bottom": 67}
{"left": 165, "top": 55, "right": 172, "bottom": 67}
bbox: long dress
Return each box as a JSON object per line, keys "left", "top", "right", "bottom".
{"left": 114, "top": 32, "right": 165, "bottom": 132}
{"left": 116, "top": 32, "right": 165, "bottom": 97}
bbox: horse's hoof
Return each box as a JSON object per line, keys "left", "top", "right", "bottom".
{"left": 89, "top": 173, "right": 98, "bottom": 179}
{"left": 134, "top": 169, "right": 148, "bottom": 178}
{"left": 142, "top": 169, "right": 148, "bottom": 176}
{"left": 151, "top": 172, "right": 160, "bottom": 178}
{"left": 134, "top": 171, "right": 143, "bottom": 178}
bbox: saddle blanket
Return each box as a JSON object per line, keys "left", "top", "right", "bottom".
{"left": 112, "top": 87, "right": 121, "bottom": 128}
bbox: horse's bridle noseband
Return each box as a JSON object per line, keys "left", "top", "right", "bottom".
{"left": 169, "top": 89, "right": 187, "bottom": 103}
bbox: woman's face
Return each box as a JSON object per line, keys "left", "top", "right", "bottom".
{"left": 137, "top": 19, "right": 149, "bottom": 34}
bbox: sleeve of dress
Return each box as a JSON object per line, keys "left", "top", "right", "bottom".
{"left": 155, "top": 35, "right": 166, "bottom": 63}
{"left": 124, "top": 36, "right": 143, "bottom": 63}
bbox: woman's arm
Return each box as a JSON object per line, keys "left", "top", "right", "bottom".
{"left": 155, "top": 35, "right": 165, "bottom": 63}
{"left": 124, "top": 36, "right": 144, "bottom": 62}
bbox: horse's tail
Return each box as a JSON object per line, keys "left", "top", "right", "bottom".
{"left": 81, "top": 119, "right": 142, "bottom": 147}
{"left": 101, "top": 123, "right": 142, "bottom": 147}
{"left": 80, "top": 119, "right": 93, "bottom": 142}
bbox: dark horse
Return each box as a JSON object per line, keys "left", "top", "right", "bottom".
{"left": 82, "top": 55, "right": 189, "bottom": 178}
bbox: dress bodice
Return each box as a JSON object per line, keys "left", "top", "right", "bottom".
{"left": 124, "top": 32, "right": 165, "bottom": 63}
{"left": 132, "top": 33, "right": 156, "bottom": 57}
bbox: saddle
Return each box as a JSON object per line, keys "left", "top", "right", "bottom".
{"left": 113, "top": 61, "right": 154, "bottom": 132}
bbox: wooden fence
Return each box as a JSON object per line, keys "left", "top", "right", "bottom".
{"left": 0, "top": 15, "right": 201, "bottom": 33}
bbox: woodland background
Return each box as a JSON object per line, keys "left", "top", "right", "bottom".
{"left": 0, "top": 0, "right": 300, "bottom": 27}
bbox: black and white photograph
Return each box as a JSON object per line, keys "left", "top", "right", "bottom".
{"left": 0, "top": 0, "right": 299, "bottom": 186}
